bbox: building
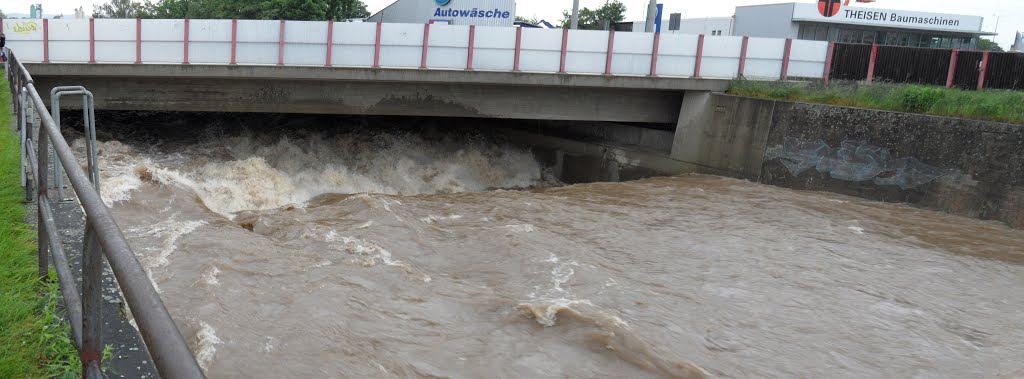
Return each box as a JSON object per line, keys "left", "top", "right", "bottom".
{"left": 366, "top": 0, "right": 516, "bottom": 27}
{"left": 1012, "top": 32, "right": 1023, "bottom": 53}
{"left": 623, "top": 16, "right": 733, "bottom": 36}
{"left": 734, "top": 3, "right": 992, "bottom": 49}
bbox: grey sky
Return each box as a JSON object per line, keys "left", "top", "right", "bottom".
{"left": 2, "top": 0, "right": 1021, "bottom": 46}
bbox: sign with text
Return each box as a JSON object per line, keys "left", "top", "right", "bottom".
{"left": 793, "top": 3, "right": 983, "bottom": 33}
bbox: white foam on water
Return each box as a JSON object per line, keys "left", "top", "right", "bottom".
{"left": 193, "top": 321, "right": 223, "bottom": 371}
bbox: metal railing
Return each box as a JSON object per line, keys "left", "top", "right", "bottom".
{"left": 5, "top": 47, "right": 206, "bottom": 379}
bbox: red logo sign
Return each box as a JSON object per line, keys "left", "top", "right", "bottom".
{"left": 818, "top": 0, "right": 842, "bottom": 17}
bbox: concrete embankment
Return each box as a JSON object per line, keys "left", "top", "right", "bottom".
{"left": 674, "top": 92, "right": 1024, "bottom": 228}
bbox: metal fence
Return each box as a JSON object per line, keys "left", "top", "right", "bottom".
{"left": 826, "top": 42, "right": 1024, "bottom": 90}
{"left": 5, "top": 47, "right": 206, "bottom": 379}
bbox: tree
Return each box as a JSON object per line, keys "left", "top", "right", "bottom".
{"left": 515, "top": 16, "right": 539, "bottom": 25}
{"left": 0, "top": 9, "right": 6, "bottom": 19}
{"left": 560, "top": 0, "right": 626, "bottom": 30}
{"left": 978, "top": 39, "right": 1004, "bottom": 52}
{"left": 54, "top": 14, "right": 64, "bottom": 19}
{"left": 93, "top": 0, "right": 154, "bottom": 18}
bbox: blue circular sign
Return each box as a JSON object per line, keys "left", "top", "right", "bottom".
{"left": 435, "top": 0, "right": 450, "bottom": 6}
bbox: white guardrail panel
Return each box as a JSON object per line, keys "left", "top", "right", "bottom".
{"left": 426, "top": 24, "right": 470, "bottom": 70}
{"left": 472, "top": 26, "right": 516, "bottom": 71}
{"left": 701, "top": 35, "right": 744, "bottom": 79}
{"left": 188, "top": 19, "right": 232, "bottom": 65}
{"left": 2, "top": 18, "right": 831, "bottom": 81}
{"left": 332, "top": 22, "right": 377, "bottom": 67}
{"left": 656, "top": 33, "right": 699, "bottom": 77}
{"left": 47, "top": 19, "right": 90, "bottom": 63}
{"left": 141, "top": 19, "right": 185, "bottom": 64}
{"left": 95, "top": 19, "right": 137, "bottom": 63}
{"left": 518, "top": 28, "right": 562, "bottom": 73}
{"left": 610, "top": 31, "right": 654, "bottom": 76}
{"left": 789, "top": 39, "right": 829, "bottom": 78}
{"left": 284, "top": 20, "right": 328, "bottom": 66}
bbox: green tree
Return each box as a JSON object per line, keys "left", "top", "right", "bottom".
{"left": 978, "top": 39, "right": 1004, "bottom": 52}
{"left": 515, "top": 16, "right": 539, "bottom": 25}
{"left": 560, "top": 0, "right": 626, "bottom": 30}
{"left": 0, "top": 9, "right": 6, "bottom": 19}
{"left": 93, "top": 0, "right": 154, "bottom": 18}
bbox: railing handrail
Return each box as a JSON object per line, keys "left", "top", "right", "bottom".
{"left": 6, "top": 47, "right": 206, "bottom": 379}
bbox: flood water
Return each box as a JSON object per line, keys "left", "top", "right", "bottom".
{"left": 80, "top": 116, "right": 1024, "bottom": 378}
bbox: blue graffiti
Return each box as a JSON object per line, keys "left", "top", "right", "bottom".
{"left": 766, "top": 138, "right": 958, "bottom": 190}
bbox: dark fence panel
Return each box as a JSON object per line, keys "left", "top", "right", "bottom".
{"left": 827, "top": 43, "right": 1024, "bottom": 90}
{"left": 986, "top": 53, "right": 1024, "bottom": 90}
{"left": 952, "top": 51, "right": 983, "bottom": 90}
{"left": 873, "top": 46, "right": 950, "bottom": 86}
{"left": 830, "top": 43, "right": 872, "bottom": 81}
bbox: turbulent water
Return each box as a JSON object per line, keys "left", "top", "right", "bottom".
{"left": 77, "top": 118, "right": 1024, "bottom": 378}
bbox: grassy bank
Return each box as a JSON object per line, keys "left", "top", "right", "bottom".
{"left": 0, "top": 75, "right": 80, "bottom": 377}
{"left": 728, "top": 81, "right": 1024, "bottom": 125}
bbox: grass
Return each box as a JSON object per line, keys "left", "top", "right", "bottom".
{"left": 728, "top": 80, "right": 1024, "bottom": 125}
{"left": 0, "top": 73, "right": 81, "bottom": 377}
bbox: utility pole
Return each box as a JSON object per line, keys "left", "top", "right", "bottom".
{"left": 645, "top": 0, "right": 657, "bottom": 32}
{"left": 571, "top": 0, "right": 580, "bottom": 29}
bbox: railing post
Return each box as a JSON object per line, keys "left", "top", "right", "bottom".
{"left": 977, "top": 51, "right": 990, "bottom": 91}
{"left": 466, "top": 25, "right": 475, "bottom": 71}
{"left": 80, "top": 223, "right": 104, "bottom": 378}
{"left": 36, "top": 129, "right": 49, "bottom": 280}
{"left": 231, "top": 19, "right": 238, "bottom": 65}
{"left": 135, "top": 18, "right": 142, "bottom": 64}
{"left": 780, "top": 38, "right": 793, "bottom": 81}
{"left": 513, "top": 27, "right": 523, "bottom": 72}
{"left": 694, "top": 34, "right": 704, "bottom": 78}
{"left": 420, "top": 23, "right": 431, "bottom": 69}
{"left": 183, "top": 18, "right": 190, "bottom": 64}
{"left": 738, "top": 36, "right": 749, "bottom": 78}
{"left": 559, "top": 28, "right": 569, "bottom": 74}
{"left": 278, "top": 19, "right": 286, "bottom": 66}
{"left": 89, "top": 18, "right": 96, "bottom": 64}
{"left": 325, "top": 19, "right": 333, "bottom": 67}
{"left": 373, "top": 21, "right": 382, "bottom": 68}
{"left": 946, "top": 48, "right": 959, "bottom": 88}
{"left": 823, "top": 41, "right": 835, "bottom": 87}
{"left": 604, "top": 30, "right": 615, "bottom": 75}
{"left": 650, "top": 32, "right": 660, "bottom": 76}
{"left": 20, "top": 87, "right": 28, "bottom": 193}
{"left": 43, "top": 19, "right": 50, "bottom": 63}
{"left": 866, "top": 43, "right": 879, "bottom": 85}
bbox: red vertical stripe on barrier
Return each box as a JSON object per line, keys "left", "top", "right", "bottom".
{"left": 513, "top": 27, "right": 523, "bottom": 72}
{"left": 466, "top": 25, "right": 475, "bottom": 70}
{"left": 977, "top": 51, "right": 990, "bottom": 91}
{"left": 325, "top": 19, "right": 333, "bottom": 67}
{"left": 737, "top": 36, "right": 749, "bottom": 78}
{"left": 89, "top": 18, "right": 96, "bottom": 64}
{"left": 373, "top": 21, "right": 382, "bottom": 68}
{"left": 650, "top": 32, "right": 660, "bottom": 76}
{"left": 278, "top": 19, "right": 286, "bottom": 66}
{"left": 780, "top": 38, "right": 793, "bottom": 81}
{"left": 945, "top": 49, "right": 958, "bottom": 88}
{"left": 866, "top": 43, "right": 879, "bottom": 85}
{"left": 135, "top": 18, "right": 142, "bottom": 64}
{"left": 823, "top": 41, "right": 835, "bottom": 87}
{"left": 230, "top": 19, "right": 238, "bottom": 65}
{"left": 43, "top": 19, "right": 49, "bottom": 63}
{"left": 694, "top": 34, "right": 704, "bottom": 78}
{"left": 420, "top": 23, "right": 430, "bottom": 69}
{"left": 183, "top": 18, "right": 189, "bottom": 64}
{"left": 604, "top": 30, "right": 615, "bottom": 75}
{"left": 559, "top": 28, "right": 569, "bottom": 74}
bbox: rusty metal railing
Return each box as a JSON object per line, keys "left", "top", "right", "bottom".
{"left": 5, "top": 47, "right": 206, "bottom": 379}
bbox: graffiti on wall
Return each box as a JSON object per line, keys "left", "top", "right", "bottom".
{"left": 9, "top": 21, "right": 41, "bottom": 34}
{"left": 765, "top": 138, "right": 958, "bottom": 190}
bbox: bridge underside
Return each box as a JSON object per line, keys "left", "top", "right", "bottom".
{"left": 26, "top": 64, "right": 729, "bottom": 124}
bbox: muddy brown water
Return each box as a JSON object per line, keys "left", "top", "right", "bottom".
{"left": 78, "top": 124, "right": 1024, "bottom": 378}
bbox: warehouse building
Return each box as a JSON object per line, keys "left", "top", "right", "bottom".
{"left": 366, "top": 0, "right": 516, "bottom": 27}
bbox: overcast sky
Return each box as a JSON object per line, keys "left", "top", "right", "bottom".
{"left": 2, "top": 0, "right": 1021, "bottom": 46}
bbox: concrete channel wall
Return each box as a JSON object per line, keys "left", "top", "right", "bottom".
{"left": 673, "top": 93, "right": 1024, "bottom": 228}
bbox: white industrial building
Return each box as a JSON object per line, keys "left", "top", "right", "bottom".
{"left": 366, "top": 0, "right": 516, "bottom": 26}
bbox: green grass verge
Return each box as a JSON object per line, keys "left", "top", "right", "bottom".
{"left": 0, "top": 73, "right": 81, "bottom": 378}
{"left": 728, "top": 80, "right": 1024, "bottom": 125}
